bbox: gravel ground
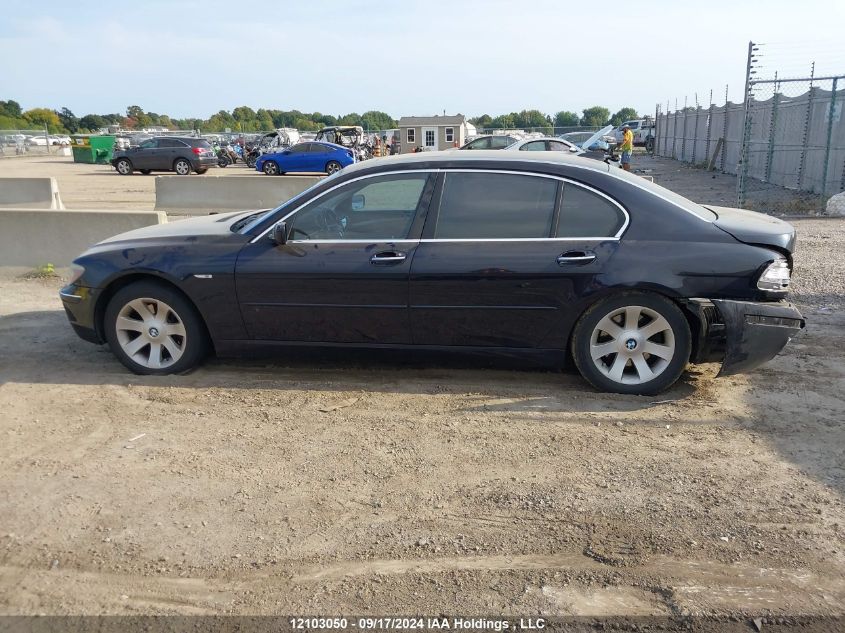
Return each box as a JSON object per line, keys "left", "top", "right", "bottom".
{"left": 0, "top": 216, "right": 843, "bottom": 619}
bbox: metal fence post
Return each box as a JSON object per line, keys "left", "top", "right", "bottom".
{"left": 797, "top": 63, "right": 815, "bottom": 190}
{"left": 764, "top": 74, "right": 780, "bottom": 183}
{"left": 721, "top": 85, "right": 729, "bottom": 171}
{"left": 680, "top": 97, "right": 688, "bottom": 161}
{"left": 705, "top": 90, "right": 714, "bottom": 162}
{"left": 821, "top": 77, "right": 838, "bottom": 196}
{"left": 672, "top": 100, "right": 678, "bottom": 159}
{"left": 692, "top": 101, "right": 700, "bottom": 164}
{"left": 738, "top": 42, "right": 756, "bottom": 207}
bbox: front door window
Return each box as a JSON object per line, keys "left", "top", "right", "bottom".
{"left": 289, "top": 173, "right": 430, "bottom": 241}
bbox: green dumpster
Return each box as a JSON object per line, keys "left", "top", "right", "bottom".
{"left": 71, "top": 134, "right": 115, "bottom": 164}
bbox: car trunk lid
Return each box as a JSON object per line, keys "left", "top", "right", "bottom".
{"left": 705, "top": 205, "right": 796, "bottom": 254}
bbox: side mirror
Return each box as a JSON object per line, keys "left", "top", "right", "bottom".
{"left": 569, "top": 146, "right": 579, "bottom": 153}
{"left": 351, "top": 194, "right": 365, "bottom": 211}
{"left": 271, "top": 221, "right": 290, "bottom": 245}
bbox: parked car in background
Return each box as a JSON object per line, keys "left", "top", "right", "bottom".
{"left": 459, "top": 135, "right": 519, "bottom": 150}
{"left": 61, "top": 150, "right": 803, "bottom": 395}
{"left": 504, "top": 137, "right": 582, "bottom": 153}
{"left": 111, "top": 137, "right": 217, "bottom": 175}
{"left": 559, "top": 130, "right": 615, "bottom": 151}
{"left": 256, "top": 141, "right": 355, "bottom": 175}
{"left": 612, "top": 119, "right": 656, "bottom": 150}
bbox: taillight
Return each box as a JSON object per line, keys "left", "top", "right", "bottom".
{"left": 192, "top": 147, "right": 203, "bottom": 155}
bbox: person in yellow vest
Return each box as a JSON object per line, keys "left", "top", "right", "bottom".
{"left": 619, "top": 125, "right": 633, "bottom": 171}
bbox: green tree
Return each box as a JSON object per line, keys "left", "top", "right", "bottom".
{"left": 79, "top": 114, "right": 107, "bottom": 131}
{"left": 490, "top": 114, "right": 515, "bottom": 129}
{"left": 610, "top": 107, "right": 639, "bottom": 126}
{"left": 0, "top": 100, "right": 22, "bottom": 117}
{"left": 580, "top": 106, "right": 610, "bottom": 127}
{"left": 126, "top": 105, "right": 144, "bottom": 119}
{"left": 23, "top": 108, "right": 63, "bottom": 132}
{"left": 554, "top": 111, "right": 580, "bottom": 127}
{"left": 471, "top": 114, "right": 493, "bottom": 129}
{"left": 57, "top": 107, "right": 79, "bottom": 133}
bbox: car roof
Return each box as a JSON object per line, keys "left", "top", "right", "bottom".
{"left": 341, "top": 150, "right": 610, "bottom": 176}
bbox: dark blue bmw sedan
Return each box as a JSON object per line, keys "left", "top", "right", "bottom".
{"left": 60, "top": 151, "right": 803, "bottom": 394}
{"left": 255, "top": 141, "right": 355, "bottom": 176}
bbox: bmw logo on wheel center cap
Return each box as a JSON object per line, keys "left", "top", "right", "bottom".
{"left": 625, "top": 338, "right": 638, "bottom": 351}
{"left": 148, "top": 327, "right": 160, "bottom": 338}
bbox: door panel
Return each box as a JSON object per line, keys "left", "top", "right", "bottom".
{"left": 408, "top": 171, "right": 622, "bottom": 348}
{"left": 409, "top": 239, "right": 616, "bottom": 347}
{"left": 235, "top": 172, "right": 434, "bottom": 344}
{"left": 235, "top": 239, "right": 418, "bottom": 343}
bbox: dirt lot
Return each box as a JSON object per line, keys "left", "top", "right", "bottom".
{"left": 0, "top": 154, "right": 844, "bottom": 620}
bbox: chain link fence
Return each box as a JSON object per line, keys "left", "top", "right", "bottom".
{"left": 0, "top": 129, "right": 70, "bottom": 156}
{"left": 655, "top": 58, "right": 844, "bottom": 213}
{"left": 737, "top": 75, "right": 844, "bottom": 211}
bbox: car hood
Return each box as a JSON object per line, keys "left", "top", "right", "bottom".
{"left": 94, "top": 210, "right": 259, "bottom": 246}
{"left": 580, "top": 125, "right": 614, "bottom": 150}
{"left": 706, "top": 205, "right": 796, "bottom": 253}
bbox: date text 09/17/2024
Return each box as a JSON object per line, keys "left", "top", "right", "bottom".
{"left": 288, "top": 617, "right": 547, "bottom": 631}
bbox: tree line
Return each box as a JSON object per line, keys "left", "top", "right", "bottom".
{"left": 0, "top": 100, "right": 641, "bottom": 135}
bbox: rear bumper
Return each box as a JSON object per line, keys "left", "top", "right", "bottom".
{"left": 193, "top": 156, "right": 218, "bottom": 169}
{"left": 687, "top": 299, "right": 805, "bottom": 376}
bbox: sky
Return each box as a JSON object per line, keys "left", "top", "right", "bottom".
{"left": 1, "top": 0, "right": 844, "bottom": 120}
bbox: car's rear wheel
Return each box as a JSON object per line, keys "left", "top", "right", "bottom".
{"left": 196, "top": 168, "right": 208, "bottom": 174}
{"left": 325, "top": 160, "right": 342, "bottom": 175}
{"left": 571, "top": 292, "right": 691, "bottom": 395}
{"left": 140, "top": 169, "right": 151, "bottom": 175}
{"left": 263, "top": 161, "right": 279, "bottom": 175}
{"left": 104, "top": 281, "right": 208, "bottom": 375}
{"left": 173, "top": 158, "right": 192, "bottom": 175}
{"left": 115, "top": 158, "right": 133, "bottom": 175}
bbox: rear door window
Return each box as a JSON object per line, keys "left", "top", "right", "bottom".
{"left": 520, "top": 141, "right": 547, "bottom": 151}
{"left": 556, "top": 183, "right": 626, "bottom": 238}
{"left": 434, "top": 172, "right": 558, "bottom": 239}
{"left": 489, "top": 136, "right": 513, "bottom": 149}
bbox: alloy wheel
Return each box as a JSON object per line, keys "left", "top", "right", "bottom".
{"left": 589, "top": 305, "right": 676, "bottom": 385}
{"left": 175, "top": 160, "right": 190, "bottom": 175}
{"left": 115, "top": 298, "right": 186, "bottom": 369}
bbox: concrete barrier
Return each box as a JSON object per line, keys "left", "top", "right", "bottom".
{"left": 0, "top": 177, "right": 65, "bottom": 209}
{"left": 0, "top": 209, "right": 167, "bottom": 266}
{"left": 155, "top": 174, "right": 323, "bottom": 214}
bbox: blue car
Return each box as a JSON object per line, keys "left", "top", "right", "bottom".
{"left": 255, "top": 141, "right": 355, "bottom": 176}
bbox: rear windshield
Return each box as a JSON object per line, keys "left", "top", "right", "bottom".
{"left": 191, "top": 139, "right": 212, "bottom": 148}
{"left": 611, "top": 168, "right": 716, "bottom": 221}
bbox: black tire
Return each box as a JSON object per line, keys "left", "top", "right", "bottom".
{"left": 325, "top": 160, "right": 342, "bottom": 175}
{"left": 571, "top": 291, "right": 691, "bottom": 395}
{"left": 263, "top": 160, "right": 279, "bottom": 175}
{"left": 140, "top": 169, "right": 151, "bottom": 175}
{"left": 115, "top": 158, "right": 133, "bottom": 175}
{"left": 645, "top": 136, "right": 655, "bottom": 153}
{"left": 246, "top": 156, "right": 257, "bottom": 168}
{"left": 104, "top": 281, "right": 209, "bottom": 375}
{"left": 196, "top": 168, "right": 208, "bottom": 174}
{"left": 173, "top": 158, "right": 192, "bottom": 175}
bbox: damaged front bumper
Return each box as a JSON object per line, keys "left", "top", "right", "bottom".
{"left": 686, "top": 299, "right": 805, "bottom": 376}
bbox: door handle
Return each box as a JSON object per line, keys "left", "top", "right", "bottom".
{"left": 556, "top": 250, "right": 596, "bottom": 265}
{"left": 370, "top": 251, "right": 407, "bottom": 265}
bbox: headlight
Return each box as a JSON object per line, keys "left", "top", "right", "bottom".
{"left": 757, "top": 259, "right": 790, "bottom": 291}
{"left": 69, "top": 264, "right": 85, "bottom": 285}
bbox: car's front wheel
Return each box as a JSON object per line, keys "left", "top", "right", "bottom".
{"left": 263, "top": 160, "right": 279, "bottom": 175}
{"left": 115, "top": 158, "right": 133, "bottom": 175}
{"left": 173, "top": 158, "right": 192, "bottom": 175}
{"left": 140, "top": 169, "right": 151, "bottom": 175}
{"left": 325, "top": 160, "right": 342, "bottom": 175}
{"left": 104, "top": 281, "right": 208, "bottom": 375}
{"left": 571, "top": 292, "right": 691, "bottom": 395}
